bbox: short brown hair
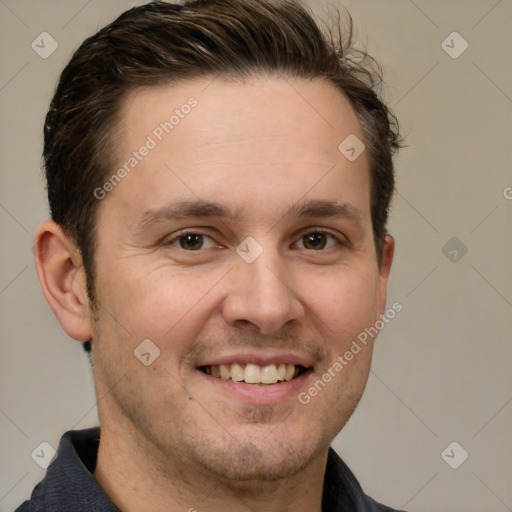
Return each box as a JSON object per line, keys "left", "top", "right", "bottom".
{"left": 43, "top": 0, "right": 401, "bottom": 350}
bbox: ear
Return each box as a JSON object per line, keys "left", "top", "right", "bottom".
{"left": 34, "top": 220, "right": 92, "bottom": 341}
{"left": 376, "top": 234, "right": 395, "bottom": 318}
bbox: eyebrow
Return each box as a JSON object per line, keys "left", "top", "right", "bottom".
{"left": 134, "top": 200, "right": 240, "bottom": 234}
{"left": 133, "top": 198, "right": 365, "bottom": 234}
{"left": 285, "top": 199, "right": 365, "bottom": 225}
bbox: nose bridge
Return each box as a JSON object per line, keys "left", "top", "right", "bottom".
{"left": 249, "top": 252, "right": 288, "bottom": 302}
{"left": 222, "top": 243, "right": 303, "bottom": 333}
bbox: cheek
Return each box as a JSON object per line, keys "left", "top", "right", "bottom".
{"left": 94, "top": 261, "right": 227, "bottom": 349}
{"left": 302, "top": 265, "right": 380, "bottom": 344}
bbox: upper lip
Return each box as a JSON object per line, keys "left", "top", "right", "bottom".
{"left": 195, "top": 351, "right": 316, "bottom": 368}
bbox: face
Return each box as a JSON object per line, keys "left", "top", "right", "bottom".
{"left": 89, "top": 76, "right": 393, "bottom": 483}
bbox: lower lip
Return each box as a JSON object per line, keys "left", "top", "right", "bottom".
{"left": 195, "top": 369, "right": 312, "bottom": 405}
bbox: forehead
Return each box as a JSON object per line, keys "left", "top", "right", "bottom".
{"left": 119, "top": 75, "right": 364, "bottom": 153}
{"left": 105, "top": 76, "right": 370, "bottom": 223}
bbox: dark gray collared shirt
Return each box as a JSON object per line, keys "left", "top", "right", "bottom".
{"left": 15, "top": 427, "right": 406, "bottom": 511}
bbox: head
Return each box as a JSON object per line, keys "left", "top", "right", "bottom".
{"left": 35, "top": 0, "right": 400, "bottom": 487}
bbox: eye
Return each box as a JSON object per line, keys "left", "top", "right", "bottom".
{"left": 169, "top": 232, "right": 218, "bottom": 251}
{"left": 296, "top": 231, "right": 340, "bottom": 250}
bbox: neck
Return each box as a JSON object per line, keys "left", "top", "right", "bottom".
{"left": 94, "top": 417, "right": 327, "bottom": 512}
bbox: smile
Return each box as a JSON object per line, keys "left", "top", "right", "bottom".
{"left": 198, "top": 363, "right": 308, "bottom": 385}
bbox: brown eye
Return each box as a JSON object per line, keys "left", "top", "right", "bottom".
{"left": 178, "top": 233, "right": 204, "bottom": 250}
{"left": 297, "top": 231, "right": 340, "bottom": 250}
{"left": 303, "top": 232, "right": 327, "bottom": 250}
{"left": 168, "top": 231, "right": 218, "bottom": 252}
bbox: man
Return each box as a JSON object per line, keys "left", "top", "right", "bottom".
{"left": 18, "top": 0, "right": 403, "bottom": 510}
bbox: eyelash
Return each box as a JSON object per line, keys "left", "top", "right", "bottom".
{"left": 168, "top": 231, "right": 220, "bottom": 251}
{"left": 166, "top": 229, "right": 346, "bottom": 251}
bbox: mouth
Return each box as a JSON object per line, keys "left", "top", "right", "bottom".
{"left": 198, "top": 363, "right": 309, "bottom": 385}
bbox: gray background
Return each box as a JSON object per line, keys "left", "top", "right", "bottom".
{"left": 1, "top": 0, "right": 511, "bottom": 510}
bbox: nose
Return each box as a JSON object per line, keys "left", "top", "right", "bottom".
{"left": 221, "top": 248, "right": 305, "bottom": 335}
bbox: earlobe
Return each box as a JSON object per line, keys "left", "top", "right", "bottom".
{"left": 34, "top": 220, "right": 92, "bottom": 341}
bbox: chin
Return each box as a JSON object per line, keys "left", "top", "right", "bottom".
{"left": 187, "top": 434, "right": 321, "bottom": 484}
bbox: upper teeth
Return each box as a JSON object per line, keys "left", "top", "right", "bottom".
{"left": 205, "top": 363, "right": 298, "bottom": 384}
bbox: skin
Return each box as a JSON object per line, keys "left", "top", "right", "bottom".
{"left": 34, "top": 76, "right": 394, "bottom": 512}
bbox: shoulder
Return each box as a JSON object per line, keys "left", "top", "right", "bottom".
{"left": 324, "top": 447, "right": 409, "bottom": 512}
{"left": 13, "top": 427, "right": 118, "bottom": 512}
{"left": 364, "top": 495, "right": 408, "bottom": 511}
{"left": 13, "top": 501, "right": 32, "bottom": 512}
